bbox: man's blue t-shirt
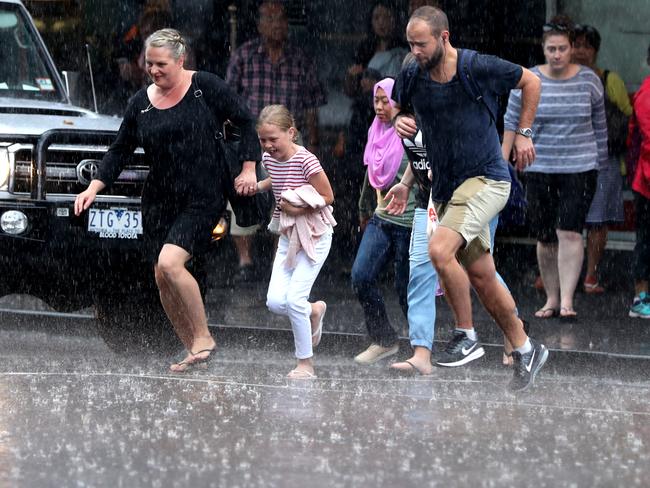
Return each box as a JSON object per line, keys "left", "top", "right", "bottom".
{"left": 395, "top": 50, "right": 522, "bottom": 202}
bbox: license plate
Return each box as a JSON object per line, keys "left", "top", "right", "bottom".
{"left": 88, "top": 208, "right": 142, "bottom": 239}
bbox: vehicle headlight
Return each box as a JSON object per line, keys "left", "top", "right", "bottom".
{"left": 1, "top": 210, "right": 28, "bottom": 235}
{"left": 0, "top": 147, "right": 9, "bottom": 190}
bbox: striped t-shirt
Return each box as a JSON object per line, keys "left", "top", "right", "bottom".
{"left": 504, "top": 65, "right": 608, "bottom": 174}
{"left": 263, "top": 146, "right": 324, "bottom": 222}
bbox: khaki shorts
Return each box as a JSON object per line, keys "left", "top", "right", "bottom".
{"left": 226, "top": 201, "right": 260, "bottom": 237}
{"left": 434, "top": 176, "right": 510, "bottom": 266}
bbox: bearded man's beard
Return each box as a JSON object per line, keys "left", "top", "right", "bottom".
{"left": 420, "top": 42, "right": 444, "bottom": 71}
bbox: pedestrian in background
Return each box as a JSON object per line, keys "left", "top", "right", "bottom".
{"left": 333, "top": 2, "right": 408, "bottom": 265}
{"left": 75, "top": 29, "right": 259, "bottom": 372}
{"left": 226, "top": 0, "right": 326, "bottom": 282}
{"left": 503, "top": 21, "right": 607, "bottom": 321}
{"left": 573, "top": 24, "right": 632, "bottom": 294}
{"left": 255, "top": 105, "right": 334, "bottom": 379}
{"left": 628, "top": 43, "right": 650, "bottom": 319}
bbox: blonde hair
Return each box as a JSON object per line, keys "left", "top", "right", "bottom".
{"left": 145, "top": 28, "right": 186, "bottom": 60}
{"left": 257, "top": 105, "right": 300, "bottom": 142}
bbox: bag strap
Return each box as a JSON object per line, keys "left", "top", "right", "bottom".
{"left": 190, "top": 75, "right": 224, "bottom": 141}
{"left": 458, "top": 48, "right": 496, "bottom": 125}
{"left": 602, "top": 69, "right": 610, "bottom": 88}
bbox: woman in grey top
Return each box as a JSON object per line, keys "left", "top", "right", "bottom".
{"left": 502, "top": 22, "right": 607, "bottom": 320}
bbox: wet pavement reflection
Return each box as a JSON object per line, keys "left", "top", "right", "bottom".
{"left": 0, "top": 314, "right": 648, "bottom": 487}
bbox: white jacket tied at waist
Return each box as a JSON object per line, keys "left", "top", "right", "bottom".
{"left": 279, "top": 184, "right": 336, "bottom": 269}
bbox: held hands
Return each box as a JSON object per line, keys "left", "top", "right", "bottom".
{"left": 234, "top": 161, "right": 257, "bottom": 196}
{"left": 512, "top": 134, "right": 536, "bottom": 171}
{"left": 393, "top": 114, "right": 417, "bottom": 139}
{"left": 384, "top": 182, "right": 410, "bottom": 216}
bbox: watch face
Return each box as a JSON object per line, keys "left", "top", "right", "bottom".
{"left": 518, "top": 128, "right": 533, "bottom": 137}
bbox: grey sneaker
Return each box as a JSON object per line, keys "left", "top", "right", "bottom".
{"left": 436, "top": 331, "right": 485, "bottom": 367}
{"left": 354, "top": 343, "right": 399, "bottom": 365}
{"left": 508, "top": 338, "right": 549, "bottom": 392}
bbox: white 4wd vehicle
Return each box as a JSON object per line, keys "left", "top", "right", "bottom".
{"left": 0, "top": 0, "right": 191, "bottom": 352}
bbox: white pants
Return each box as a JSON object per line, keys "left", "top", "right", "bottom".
{"left": 266, "top": 231, "right": 332, "bottom": 359}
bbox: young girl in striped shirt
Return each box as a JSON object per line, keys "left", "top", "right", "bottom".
{"left": 254, "top": 105, "right": 335, "bottom": 379}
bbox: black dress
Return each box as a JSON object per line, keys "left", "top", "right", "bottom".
{"left": 98, "top": 71, "right": 259, "bottom": 260}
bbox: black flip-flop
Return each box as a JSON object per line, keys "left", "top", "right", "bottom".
{"left": 170, "top": 351, "right": 195, "bottom": 373}
{"left": 559, "top": 308, "right": 578, "bottom": 322}
{"left": 170, "top": 348, "right": 215, "bottom": 373}
{"left": 191, "top": 347, "right": 216, "bottom": 366}
{"left": 390, "top": 359, "right": 432, "bottom": 376}
{"left": 534, "top": 307, "right": 560, "bottom": 319}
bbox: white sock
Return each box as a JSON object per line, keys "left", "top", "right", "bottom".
{"left": 515, "top": 338, "right": 532, "bottom": 355}
{"left": 457, "top": 328, "right": 477, "bottom": 341}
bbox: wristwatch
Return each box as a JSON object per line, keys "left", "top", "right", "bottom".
{"left": 516, "top": 127, "right": 533, "bottom": 138}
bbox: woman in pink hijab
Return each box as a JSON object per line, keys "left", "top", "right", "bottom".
{"left": 351, "top": 78, "right": 417, "bottom": 365}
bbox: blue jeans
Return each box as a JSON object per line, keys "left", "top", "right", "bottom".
{"left": 351, "top": 215, "right": 411, "bottom": 346}
{"left": 407, "top": 208, "right": 509, "bottom": 350}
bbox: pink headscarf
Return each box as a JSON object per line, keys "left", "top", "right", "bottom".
{"left": 363, "top": 78, "right": 404, "bottom": 190}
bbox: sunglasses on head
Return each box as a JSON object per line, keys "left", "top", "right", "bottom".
{"left": 574, "top": 24, "right": 596, "bottom": 34}
{"left": 543, "top": 22, "right": 570, "bottom": 33}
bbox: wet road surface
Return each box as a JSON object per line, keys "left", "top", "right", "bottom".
{"left": 0, "top": 311, "right": 648, "bottom": 487}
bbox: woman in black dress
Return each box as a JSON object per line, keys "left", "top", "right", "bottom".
{"left": 75, "top": 29, "right": 259, "bottom": 372}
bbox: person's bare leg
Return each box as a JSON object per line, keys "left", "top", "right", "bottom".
{"left": 536, "top": 241, "right": 560, "bottom": 313}
{"left": 635, "top": 280, "right": 649, "bottom": 296}
{"left": 557, "top": 229, "right": 584, "bottom": 314}
{"left": 428, "top": 227, "right": 473, "bottom": 327}
{"left": 586, "top": 225, "right": 607, "bottom": 281}
{"left": 390, "top": 346, "right": 433, "bottom": 374}
{"left": 233, "top": 235, "right": 254, "bottom": 267}
{"left": 155, "top": 266, "right": 193, "bottom": 350}
{"left": 466, "top": 252, "right": 527, "bottom": 348}
{"left": 309, "top": 301, "right": 326, "bottom": 345}
{"left": 503, "top": 337, "right": 514, "bottom": 365}
{"left": 156, "top": 244, "right": 215, "bottom": 371}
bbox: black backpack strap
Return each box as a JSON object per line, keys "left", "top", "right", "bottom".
{"left": 602, "top": 70, "right": 612, "bottom": 102}
{"left": 602, "top": 69, "right": 610, "bottom": 87}
{"left": 458, "top": 48, "right": 496, "bottom": 125}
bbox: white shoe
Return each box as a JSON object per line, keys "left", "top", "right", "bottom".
{"left": 354, "top": 343, "right": 399, "bottom": 365}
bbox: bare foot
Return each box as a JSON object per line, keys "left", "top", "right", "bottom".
{"left": 390, "top": 357, "right": 433, "bottom": 375}
{"left": 534, "top": 300, "right": 560, "bottom": 319}
{"left": 170, "top": 351, "right": 195, "bottom": 372}
{"left": 191, "top": 335, "right": 216, "bottom": 360}
{"left": 287, "top": 368, "right": 316, "bottom": 379}
{"left": 169, "top": 335, "right": 216, "bottom": 372}
{"left": 288, "top": 358, "right": 315, "bottom": 378}
{"left": 534, "top": 307, "right": 559, "bottom": 319}
{"left": 560, "top": 307, "right": 578, "bottom": 320}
